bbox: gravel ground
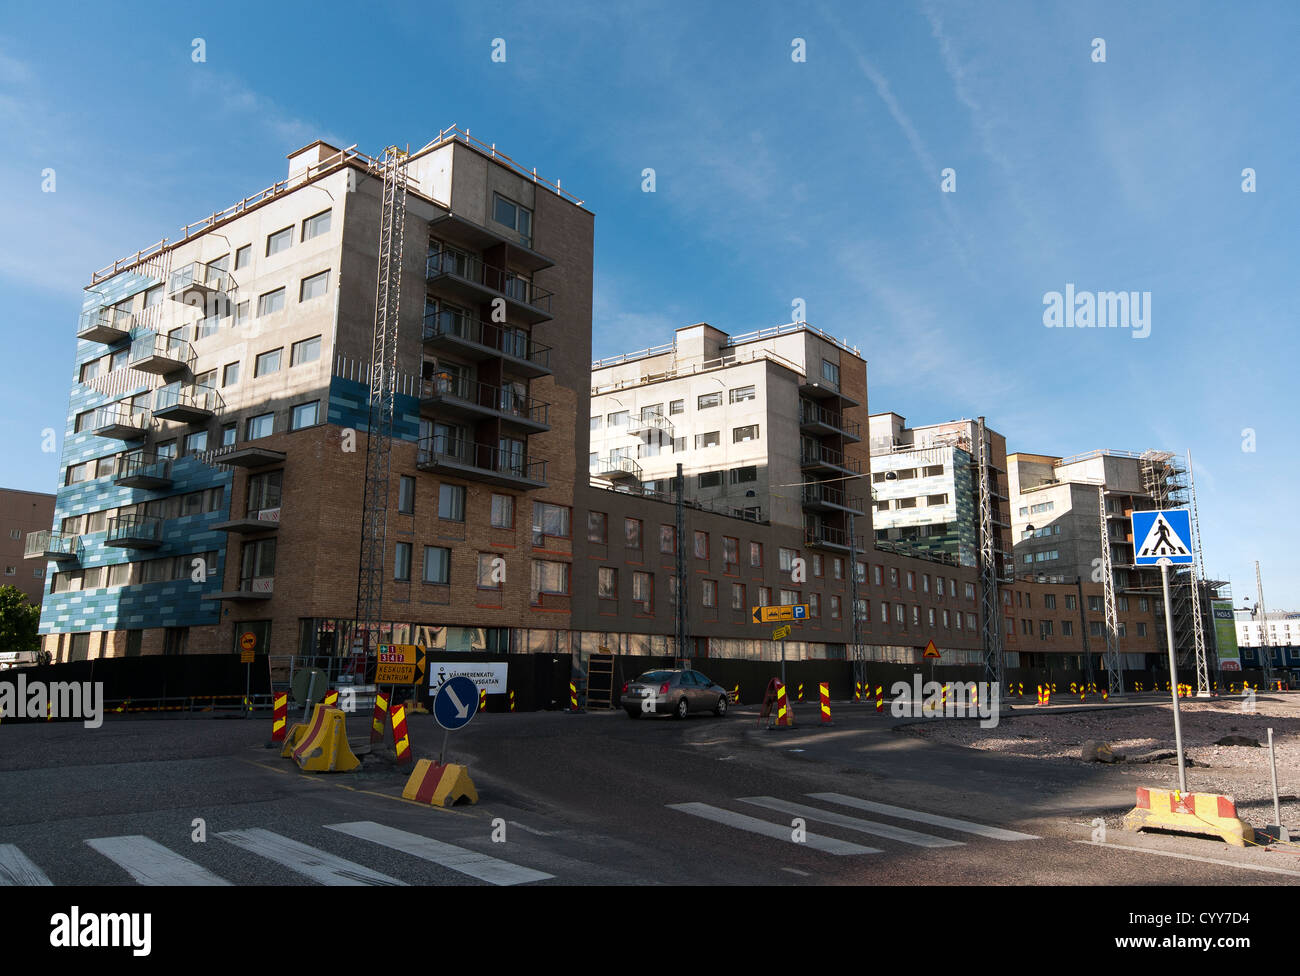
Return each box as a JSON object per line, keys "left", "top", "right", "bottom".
{"left": 902, "top": 695, "right": 1300, "bottom": 830}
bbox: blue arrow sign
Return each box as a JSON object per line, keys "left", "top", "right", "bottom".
{"left": 1131, "top": 509, "right": 1194, "bottom": 566}
{"left": 433, "top": 675, "right": 480, "bottom": 731}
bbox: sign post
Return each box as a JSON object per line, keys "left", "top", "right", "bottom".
{"left": 432, "top": 674, "right": 479, "bottom": 765}
{"left": 753, "top": 605, "right": 808, "bottom": 687}
{"left": 239, "top": 632, "right": 257, "bottom": 716}
{"left": 1133, "top": 509, "right": 1194, "bottom": 795}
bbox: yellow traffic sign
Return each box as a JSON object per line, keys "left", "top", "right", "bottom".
{"left": 772, "top": 625, "right": 792, "bottom": 640}
{"left": 376, "top": 643, "right": 427, "bottom": 685}
{"left": 922, "top": 640, "right": 941, "bottom": 659}
{"left": 239, "top": 648, "right": 255, "bottom": 664}
{"left": 751, "top": 604, "right": 810, "bottom": 624}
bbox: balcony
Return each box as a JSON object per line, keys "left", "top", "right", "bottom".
{"left": 592, "top": 455, "right": 642, "bottom": 483}
{"left": 799, "top": 444, "right": 864, "bottom": 477}
{"left": 799, "top": 378, "right": 860, "bottom": 408}
{"left": 154, "top": 384, "right": 224, "bottom": 424}
{"left": 113, "top": 452, "right": 173, "bottom": 489}
{"left": 24, "top": 530, "right": 79, "bottom": 561}
{"left": 798, "top": 400, "right": 861, "bottom": 442}
{"left": 800, "top": 483, "right": 865, "bottom": 514}
{"left": 93, "top": 404, "right": 150, "bottom": 440}
{"left": 214, "top": 506, "right": 281, "bottom": 535}
{"left": 214, "top": 577, "right": 274, "bottom": 602}
{"left": 419, "top": 374, "right": 549, "bottom": 432}
{"left": 425, "top": 249, "right": 553, "bottom": 323}
{"left": 422, "top": 309, "right": 552, "bottom": 378}
{"left": 167, "top": 262, "right": 231, "bottom": 301}
{"left": 77, "top": 307, "right": 133, "bottom": 345}
{"left": 426, "top": 212, "right": 555, "bottom": 272}
{"left": 416, "top": 436, "right": 547, "bottom": 489}
{"left": 804, "top": 524, "right": 857, "bottom": 551}
{"left": 626, "top": 413, "right": 674, "bottom": 437}
{"left": 105, "top": 514, "right": 163, "bottom": 550}
{"left": 129, "top": 332, "right": 195, "bottom": 375}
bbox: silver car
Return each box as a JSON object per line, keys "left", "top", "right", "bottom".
{"left": 623, "top": 669, "right": 730, "bottom": 719}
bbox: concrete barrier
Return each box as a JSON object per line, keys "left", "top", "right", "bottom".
{"left": 402, "top": 759, "right": 478, "bottom": 807}
{"left": 1122, "top": 787, "right": 1253, "bottom": 847}
{"left": 288, "top": 704, "right": 360, "bottom": 773}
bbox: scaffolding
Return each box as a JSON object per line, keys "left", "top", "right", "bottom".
{"left": 977, "top": 418, "right": 1003, "bottom": 688}
{"left": 353, "top": 147, "right": 409, "bottom": 664}
{"left": 1097, "top": 486, "right": 1123, "bottom": 695}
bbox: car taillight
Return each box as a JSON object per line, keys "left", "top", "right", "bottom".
{"left": 660, "top": 682, "right": 670, "bottom": 694}
{"left": 621, "top": 682, "right": 628, "bottom": 693}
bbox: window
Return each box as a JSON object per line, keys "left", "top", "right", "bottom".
{"left": 965, "top": 583, "right": 976, "bottom": 600}
{"left": 184, "top": 431, "right": 207, "bottom": 455}
{"left": 222, "top": 423, "right": 237, "bottom": 447}
{"left": 829, "top": 595, "right": 842, "bottom": 620}
{"left": 729, "top": 385, "right": 756, "bottom": 404}
{"left": 144, "top": 285, "right": 163, "bottom": 307}
{"left": 659, "top": 525, "right": 676, "bottom": 554}
{"left": 423, "top": 546, "right": 450, "bottom": 584}
{"left": 1137, "top": 622, "right": 1148, "bottom": 638}
{"left": 300, "top": 272, "right": 329, "bottom": 302}
{"left": 1088, "top": 596, "right": 1103, "bottom": 612}
{"left": 222, "top": 362, "right": 240, "bottom": 387}
{"left": 587, "top": 511, "right": 607, "bottom": 544}
{"left": 533, "top": 502, "right": 571, "bottom": 540}
{"left": 729, "top": 466, "right": 757, "bottom": 484}
{"left": 398, "top": 476, "right": 415, "bottom": 514}
{"left": 694, "top": 531, "right": 709, "bottom": 560}
{"left": 889, "top": 567, "right": 899, "bottom": 587}
{"left": 906, "top": 571, "right": 915, "bottom": 591}
{"left": 302, "top": 209, "right": 331, "bottom": 241}
{"left": 590, "top": 416, "right": 601, "bottom": 431}
{"left": 695, "top": 431, "right": 720, "bottom": 449}
{"left": 291, "top": 336, "right": 322, "bottom": 365}
{"left": 701, "top": 579, "right": 718, "bottom": 608}
{"left": 1139, "top": 597, "right": 1150, "bottom": 612}
{"left": 531, "top": 559, "right": 570, "bottom": 600}
{"left": 257, "top": 288, "right": 285, "bottom": 317}
{"left": 439, "top": 484, "right": 466, "bottom": 521}
{"left": 633, "top": 571, "right": 653, "bottom": 612}
{"left": 821, "top": 359, "right": 840, "bottom": 386}
{"left": 875, "top": 565, "right": 884, "bottom": 586}
{"left": 492, "top": 194, "right": 532, "bottom": 245}
{"left": 732, "top": 425, "right": 759, "bottom": 443}
{"left": 759, "top": 586, "right": 772, "bottom": 606}
{"left": 669, "top": 400, "right": 684, "bottom": 415}
{"left": 812, "top": 554, "right": 823, "bottom": 577}
{"left": 234, "top": 244, "right": 251, "bottom": 270}
{"left": 266, "top": 226, "right": 293, "bottom": 256}
{"left": 698, "top": 471, "right": 722, "bottom": 489}
{"left": 1039, "top": 619, "right": 1054, "bottom": 637}
{"left": 781, "top": 589, "right": 800, "bottom": 606}
{"left": 598, "top": 567, "right": 619, "bottom": 600}
{"left": 254, "top": 348, "right": 282, "bottom": 376}
{"left": 478, "top": 553, "right": 503, "bottom": 590}
{"left": 1044, "top": 594, "right": 1057, "bottom": 609}
{"left": 697, "top": 392, "right": 722, "bottom": 410}
{"left": 490, "top": 494, "right": 514, "bottom": 528}
{"left": 779, "top": 547, "right": 797, "bottom": 572}
{"left": 749, "top": 542, "right": 763, "bottom": 568}
{"left": 290, "top": 401, "right": 319, "bottom": 430}
{"left": 721, "top": 537, "right": 739, "bottom": 572}
{"left": 625, "top": 518, "right": 643, "bottom": 549}
{"left": 394, "top": 542, "right": 412, "bottom": 581}
{"left": 246, "top": 413, "right": 274, "bottom": 440}
{"left": 810, "top": 593, "right": 821, "bottom": 618}
{"left": 1065, "top": 594, "right": 1077, "bottom": 610}
{"left": 236, "top": 300, "right": 250, "bottom": 326}
{"left": 1062, "top": 620, "right": 1073, "bottom": 636}
{"left": 724, "top": 581, "right": 744, "bottom": 611}
{"left": 607, "top": 411, "right": 629, "bottom": 427}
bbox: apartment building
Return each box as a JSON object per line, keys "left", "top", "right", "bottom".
{"left": 1001, "top": 577, "right": 1161, "bottom": 670}
{"left": 29, "top": 129, "right": 591, "bottom": 661}
{"left": 2, "top": 488, "right": 56, "bottom": 607}
{"left": 1235, "top": 609, "right": 1300, "bottom": 648}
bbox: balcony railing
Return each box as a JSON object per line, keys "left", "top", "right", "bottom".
{"left": 24, "top": 530, "right": 79, "bottom": 560}
{"left": 419, "top": 374, "right": 549, "bottom": 427}
{"left": 105, "top": 514, "right": 164, "bottom": 548}
{"left": 129, "top": 331, "right": 196, "bottom": 375}
{"left": 113, "top": 452, "right": 174, "bottom": 488}
{"left": 93, "top": 403, "right": 150, "bottom": 439}
{"left": 421, "top": 309, "right": 552, "bottom": 372}
{"left": 800, "top": 483, "right": 865, "bottom": 513}
{"left": 216, "top": 577, "right": 275, "bottom": 600}
{"left": 592, "top": 455, "right": 643, "bottom": 482}
{"left": 425, "top": 249, "right": 553, "bottom": 318}
{"left": 417, "top": 435, "right": 547, "bottom": 486}
{"left": 804, "top": 524, "right": 857, "bottom": 549}
{"left": 626, "top": 412, "right": 674, "bottom": 437}
{"left": 154, "top": 384, "right": 225, "bottom": 422}
{"left": 77, "top": 307, "right": 133, "bottom": 344}
{"left": 798, "top": 400, "right": 861, "bottom": 439}
{"left": 167, "top": 261, "right": 231, "bottom": 298}
{"left": 799, "top": 443, "right": 864, "bottom": 474}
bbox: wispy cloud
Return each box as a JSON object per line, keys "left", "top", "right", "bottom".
{"left": 186, "top": 71, "right": 343, "bottom": 149}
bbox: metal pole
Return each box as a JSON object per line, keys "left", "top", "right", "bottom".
{"left": 302, "top": 670, "right": 317, "bottom": 722}
{"left": 1268, "top": 728, "right": 1281, "bottom": 830}
{"left": 440, "top": 728, "right": 449, "bottom": 767}
{"left": 1161, "top": 561, "right": 1188, "bottom": 794}
{"left": 848, "top": 511, "right": 862, "bottom": 695}
{"left": 675, "top": 462, "right": 687, "bottom": 665}
{"left": 244, "top": 661, "right": 251, "bottom": 718}
{"left": 1076, "top": 575, "right": 1093, "bottom": 685}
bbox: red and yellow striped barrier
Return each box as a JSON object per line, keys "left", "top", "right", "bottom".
{"left": 270, "top": 692, "right": 288, "bottom": 743}
{"left": 323, "top": 689, "right": 339, "bottom": 707}
{"left": 402, "top": 759, "right": 478, "bottom": 807}
{"left": 370, "top": 691, "right": 390, "bottom": 745}
{"left": 390, "top": 704, "right": 412, "bottom": 767}
{"left": 770, "top": 681, "right": 795, "bottom": 728}
{"left": 508, "top": 689, "right": 516, "bottom": 712}
{"left": 875, "top": 685, "right": 884, "bottom": 714}
{"left": 818, "top": 682, "right": 832, "bottom": 726}
{"left": 1123, "top": 787, "right": 1252, "bottom": 847}
{"left": 289, "top": 704, "right": 359, "bottom": 773}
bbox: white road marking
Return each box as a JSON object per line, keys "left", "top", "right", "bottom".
{"left": 781, "top": 867, "right": 812, "bottom": 877}
{"left": 739, "top": 797, "right": 964, "bottom": 848}
{"left": 0, "top": 844, "right": 51, "bottom": 886}
{"left": 85, "top": 836, "right": 231, "bottom": 886}
{"left": 326, "top": 821, "right": 553, "bottom": 886}
{"left": 217, "top": 828, "right": 405, "bottom": 885}
{"left": 668, "top": 802, "right": 880, "bottom": 855}
{"left": 810, "top": 794, "right": 1039, "bottom": 840}
{"left": 1074, "top": 840, "right": 1300, "bottom": 878}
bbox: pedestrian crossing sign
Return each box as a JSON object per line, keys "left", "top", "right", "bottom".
{"left": 1131, "top": 509, "right": 1193, "bottom": 566}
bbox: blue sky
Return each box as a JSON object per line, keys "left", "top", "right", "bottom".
{"left": 1, "top": 0, "right": 1296, "bottom": 606}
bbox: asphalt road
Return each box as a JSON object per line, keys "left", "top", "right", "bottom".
{"left": 0, "top": 701, "right": 1295, "bottom": 887}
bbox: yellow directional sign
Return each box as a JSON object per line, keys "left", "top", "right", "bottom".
{"left": 376, "top": 643, "right": 427, "bottom": 685}
{"left": 751, "top": 604, "right": 810, "bottom": 624}
{"left": 772, "top": 625, "right": 792, "bottom": 640}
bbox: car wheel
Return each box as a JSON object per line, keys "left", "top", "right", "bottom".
{"left": 674, "top": 697, "right": 689, "bottom": 720}
{"left": 714, "top": 695, "right": 728, "bottom": 717}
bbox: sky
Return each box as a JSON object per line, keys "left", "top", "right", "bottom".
{"left": 0, "top": 0, "right": 1296, "bottom": 606}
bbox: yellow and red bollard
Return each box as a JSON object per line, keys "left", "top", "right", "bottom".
{"left": 875, "top": 685, "right": 884, "bottom": 714}
{"left": 797, "top": 682, "right": 804, "bottom": 703}
{"left": 854, "top": 681, "right": 862, "bottom": 704}
{"left": 771, "top": 681, "right": 795, "bottom": 728}
{"left": 323, "top": 689, "right": 339, "bottom": 707}
{"left": 731, "top": 684, "right": 740, "bottom": 704}
{"left": 370, "top": 691, "right": 390, "bottom": 744}
{"left": 479, "top": 687, "right": 487, "bottom": 713}
{"left": 270, "top": 691, "right": 288, "bottom": 744}
{"left": 569, "top": 680, "right": 581, "bottom": 712}
{"left": 390, "top": 704, "right": 412, "bottom": 767}
{"left": 818, "top": 682, "right": 832, "bottom": 726}
{"left": 508, "top": 689, "right": 516, "bottom": 712}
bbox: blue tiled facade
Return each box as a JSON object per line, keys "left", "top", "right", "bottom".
{"left": 38, "top": 278, "right": 234, "bottom": 637}
{"left": 327, "top": 377, "right": 421, "bottom": 442}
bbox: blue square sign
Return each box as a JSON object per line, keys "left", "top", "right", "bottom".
{"left": 1131, "top": 509, "right": 1194, "bottom": 566}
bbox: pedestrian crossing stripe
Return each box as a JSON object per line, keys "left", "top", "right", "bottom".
{"left": 668, "top": 802, "right": 880, "bottom": 855}
{"left": 217, "top": 828, "right": 406, "bottom": 886}
{"left": 325, "top": 821, "right": 553, "bottom": 886}
{"left": 0, "top": 843, "right": 51, "bottom": 886}
{"left": 1131, "top": 509, "right": 1193, "bottom": 566}
{"left": 85, "top": 836, "right": 231, "bottom": 886}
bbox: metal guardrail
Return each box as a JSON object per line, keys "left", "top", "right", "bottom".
{"left": 422, "top": 309, "right": 551, "bottom": 368}
{"left": 154, "top": 383, "right": 226, "bottom": 414}
{"left": 419, "top": 374, "right": 548, "bottom": 425}
{"left": 417, "top": 435, "right": 547, "bottom": 482}
{"left": 426, "top": 249, "right": 553, "bottom": 314}
{"left": 24, "top": 530, "right": 78, "bottom": 558}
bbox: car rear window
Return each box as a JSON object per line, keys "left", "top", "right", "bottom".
{"left": 636, "top": 671, "right": 675, "bottom": 683}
